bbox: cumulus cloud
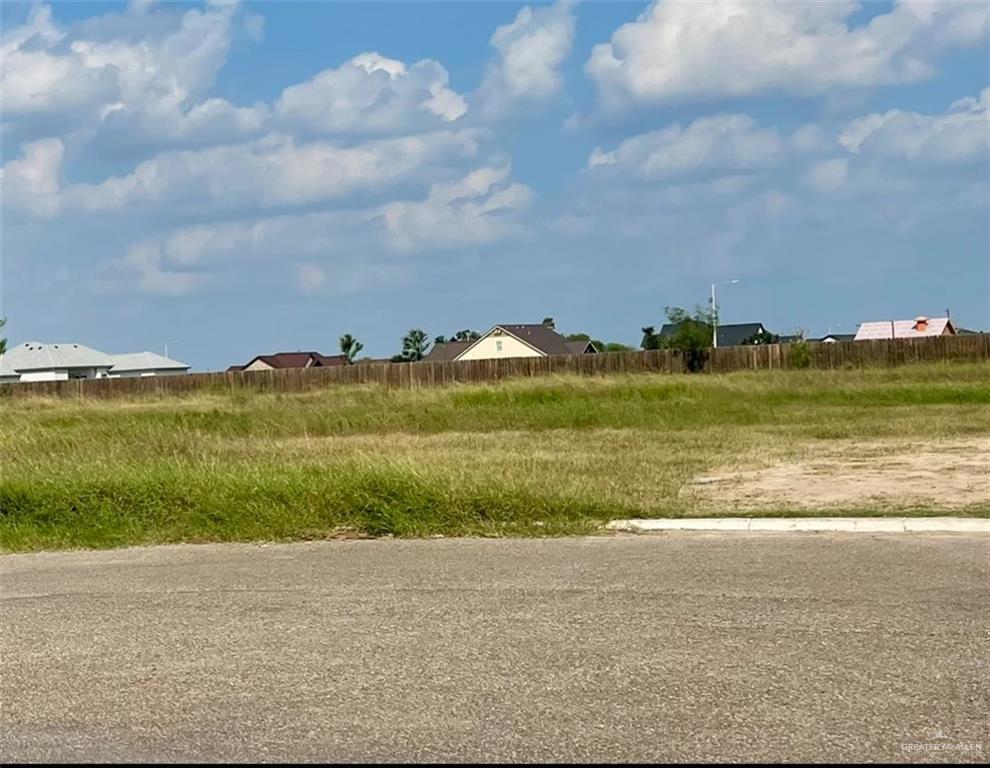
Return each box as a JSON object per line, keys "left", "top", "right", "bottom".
{"left": 101, "top": 165, "right": 533, "bottom": 294}
{"left": 0, "top": 138, "right": 64, "bottom": 216}
{"left": 586, "top": 0, "right": 988, "bottom": 110}
{"left": 1, "top": 1, "right": 247, "bottom": 142}
{"left": 276, "top": 53, "right": 467, "bottom": 133}
{"left": 383, "top": 165, "right": 534, "bottom": 251}
{"left": 476, "top": 0, "right": 576, "bottom": 116}
{"left": 4, "top": 130, "right": 483, "bottom": 217}
{"left": 838, "top": 87, "right": 989, "bottom": 164}
{"left": 803, "top": 158, "right": 849, "bottom": 193}
{"left": 790, "top": 124, "right": 833, "bottom": 154}
{"left": 97, "top": 239, "right": 208, "bottom": 297}
{"left": 587, "top": 114, "right": 785, "bottom": 179}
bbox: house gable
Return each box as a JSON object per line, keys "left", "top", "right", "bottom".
{"left": 455, "top": 326, "right": 548, "bottom": 361}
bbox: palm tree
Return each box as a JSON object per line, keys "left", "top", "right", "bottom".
{"left": 401, "top": 328, "right": 430, "bottom": 361}
{"left": 339, "top": 333, "right": 364, "bottom": 364}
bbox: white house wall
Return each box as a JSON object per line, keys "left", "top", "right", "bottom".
{"left": 109, "top": 369, "right": 188, "bottom": 379}
{"left": 18, "top": 367, "right": 110, "bottom": 382}
{"left": 457, "top": 333, "right": 544, "bottom": 361}
{"left": 19, "top": 370, "right": 69, "bottom": 382}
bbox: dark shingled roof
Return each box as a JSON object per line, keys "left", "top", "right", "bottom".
{"left": 229, "top": 351, "right": 348, "bottom": 371}
{"left": 812, "top": 333, "right": 856, "bottom": 343}
{"left": 423, "top": 340, "right": 473, "bottom": 362}
{"left": 494, "top": 324, "right": 576, "bottom": 356}
{"left": 565, "top": 340, "right": 598, "bottom": 355}
{"left": 659, "top": 322, "right": 769, "bottom": 348}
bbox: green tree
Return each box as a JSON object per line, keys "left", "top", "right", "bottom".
{"left": 603, "top": 342, "right": 634, "bottom": 352}
{"left": 659, "top": 305, "right": 714, "bottom": 373}
{"left": 338, "top": 333, "right": 364, "bottom": 364}
{"left": 436, "top": 330, "right": 479, "bottom": 346}
{"left": 741, "top": 329, "right": 780, "bottom": 345}
{"left": 399, "top": 328, "right": 430, "bottom": 362}
{"left": 0, "top": 317, "right": 6, "bottom": 356}
{"left": 640, "top": 326, "right": 660, "bottom": 351}
{"left": 542, "top": 317, "right": 555, "bottom": 328}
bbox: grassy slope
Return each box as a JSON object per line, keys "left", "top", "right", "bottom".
{"left": 2, "top": 363, "right": 989, "bottom": 551}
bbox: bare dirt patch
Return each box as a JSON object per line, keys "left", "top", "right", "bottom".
{"left": 688, "top": 438, "right": 990, "bottom": 511}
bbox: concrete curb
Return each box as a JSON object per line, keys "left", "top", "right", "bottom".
{"left": 606, "top": 517, "right": 990, "bottom": 534}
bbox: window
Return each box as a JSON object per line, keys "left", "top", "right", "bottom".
{"left": 495, "top": 340, "right": 503, "bottom": 352}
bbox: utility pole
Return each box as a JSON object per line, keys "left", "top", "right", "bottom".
{"left": 711, "top": 280, "right": 740, "bottom": 348}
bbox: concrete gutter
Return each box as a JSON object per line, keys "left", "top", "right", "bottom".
{"left": 606, "top": 517, "right": 990, "bottom": 534}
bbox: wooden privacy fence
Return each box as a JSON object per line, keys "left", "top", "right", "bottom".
{"left": 2, "top": 335, "right": 988, "bottom": 400}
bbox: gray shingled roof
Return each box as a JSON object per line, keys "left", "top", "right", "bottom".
{"left": 108, "top": 352, "right": 189, "bottom": 372}
{"left": 0, "top": 342, "right": 115, "bottom": 373}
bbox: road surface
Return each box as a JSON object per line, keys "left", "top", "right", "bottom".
{"left": 2, "top": 534, "right": 987, "bottom": 763}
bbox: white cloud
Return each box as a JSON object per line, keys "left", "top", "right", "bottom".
{"left": 477, "top": 1, "right": 576, "bottom": 116}
{"left": 587, "top": 114, "right": 784, "bottom": 178}
{"left": 839, "top": 87, "right": 989, "bottom": 163}
{"left": 106, "top": 239, "right": 207, "bottom": 296}
{"left": 276, "top": 53, "right": 467, "bottom": 133}
{"left": 295, "top": 262, "right": 327, "bottom": 295}
{"left": 383, "top": 165, "right": 534, "bottom": 251}
{"left": 4, "top": 129, "right": 483, "bottom": 217}
{"left": 0, "top": 1, "right": 274, "bottom": 155}
{"left": 803, "top": 158, "right": 849, "bottom": 193}
{"left": 587, "top": 0, "right": 987, "bottom": 110}
{"left": 0, "top": 138, "right": 64, "bottom": 216}
{"left": 790, "top": 124, "right": 832, "bottom": 154}
{"left": 2, "top": 2, "right": 240, "bottom": 119}
{"left": 101, "top": 165, "right": 532, "bottom": 294}
{"left": 0, "top": 6, "right": 117, "bottom": 116}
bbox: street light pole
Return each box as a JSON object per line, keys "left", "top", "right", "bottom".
{"left": 711, "top": 282, "right": 717, "bottom": 348}
{"left": 165, "top": 340, "right": 179, "bottom": 358}
{"left": 711, "top": 280, "right": 740, "bottom": 349}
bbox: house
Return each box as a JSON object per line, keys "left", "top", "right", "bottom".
{"left": 452, "top": 323, "right": 598, "bottom": 362}
{"left": 227, "top": 351, "right": 348, "bottom": 372}
{"left": 0, "top": 342, "right": 188, "bottom": 383}
{"left": 0, "top": 342, "right": 115, "bottom": 383}
{"left": 813, "top": 333, "right": 856, "bottom": 344}
{"left": 107, "top": 352, "right": 191, "bottom": 378}
{"left": 422, "top": 340, "right": 473, "bottom": 362}
{"left": 659, "top": 322, "right": 774, "bottom": 348}
{"left": 854, "top": 316, "right": 956, "bottom": 341}
{"left": 566, "top": 340, "right": 600, "bottom": 355}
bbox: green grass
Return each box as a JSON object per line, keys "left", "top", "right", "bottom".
{"left": 2, "top": 362, "right": 989, "bottom": 551}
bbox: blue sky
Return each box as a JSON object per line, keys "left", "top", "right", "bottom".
{"left": 2, "top": 0, "right": 987, "bottom": 369}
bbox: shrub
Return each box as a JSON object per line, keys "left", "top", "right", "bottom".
{"left": 790, "top": 340, "right": 812, "bottom": 369}
{"left": 660, "top": 306, "right": 713, "bottom": 373}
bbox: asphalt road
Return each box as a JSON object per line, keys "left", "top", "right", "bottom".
{"left": 1, "top": 534, "right": 987, "bottom": 763}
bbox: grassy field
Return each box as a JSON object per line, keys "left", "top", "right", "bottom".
{"left": 2, "top": 362, "right": 989, "bottom": 551}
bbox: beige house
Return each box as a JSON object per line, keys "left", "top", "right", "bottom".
{"left": 453, "top": 324, "right": 597, "bottom": 362}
